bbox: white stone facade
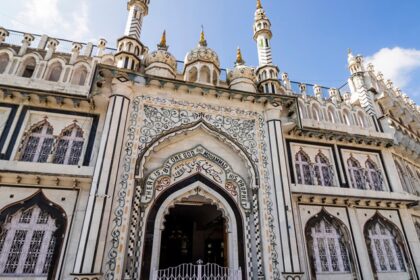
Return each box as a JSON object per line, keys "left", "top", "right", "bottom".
{"left": 0, "top": 1, "right": 419, "bottom": 280}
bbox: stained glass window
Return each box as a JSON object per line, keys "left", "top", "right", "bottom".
{"left": 20, "top": 120, "right": 54, "bottom": 163}
{"left": 0, "top": 206, "right": 58, "bottom": 276}
{"left": 314, "top": 152, "right": 334, "bottom": 186}
{"left": 53, "top": 123, "right": 84, "bottom": 165}
{"left": 365, "top": 159, "right": 384, "bottom": 191}
{"left": 295, "top": 150, "right": 314, "bottom": 185}
{"left": 367, "top": 220, "right": 406, "bottom": 272}
{"left": 310, "top": 219, "right": 351, "bottom": 273}
{"left": 347, "top": 157, "right": 365, "bottom": 189}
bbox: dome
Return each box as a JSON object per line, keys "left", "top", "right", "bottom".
{"left": 144, "top": 31, "right": 177, "bottom": 78}
{"left": 227, "top": 48, "right": 257, "bottom": 93}
{"left": 184, "top": 31, "right": 220, "bottom": 69}
{"left": 144, "top": 49, "right": 177, "bottom": 72}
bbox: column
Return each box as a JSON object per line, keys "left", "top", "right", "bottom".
{"left": 265, "top": 106, "right": 302, "bottom": 278}
{"left": 72, "top": 83, "right": 131, "bottom": 276}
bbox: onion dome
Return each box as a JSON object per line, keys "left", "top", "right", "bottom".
{"left": 227, "top": 48, "right": 257, "bottom": 93}
{"left": 184, "top": 29, "right": 220, "bottom": 69}
{"left": 144, "top": 31, "right": 177, "bottom": 78}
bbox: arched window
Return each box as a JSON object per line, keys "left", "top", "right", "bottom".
{"left": 134, "top": 46, "right": 140, "bottom": 56}
{"left": 306, "top": 214, "right": 352, "bottom": 275}
{"left": 357, "top": 112, "right": 367, "bottom": 128}
{"left": 0, "top": 193, "right": 65, "bottom": 277}
{"left": 365, "top": 218, "right": 407, "bottom": 273}
{"left": 415, "top": 221, "right": 420, "bottom": 241}
{"left": 71, "top": 66, "right": 88, "bottom": 86}
{"left": 188, "top": 67, "right": 198, "bottom": 82}
{"left": 298, "top": 101, "right": 307, "bottom": 119}
{"left": 343, "top": 110, "right": 351, "bottom": 125}
{"left": 295, "top": 149, "right": 313, "bottom": 185}
{"left": 47, "top": 63, "right": 62, "bottom": 82}
{"left": 327, "top": 107, "right": 336, "bottom": 123}
{"left": 53, "top": 123, "right": 84, "bottom": 165}
{"left": 311, "top": 104, "right": 321, "bottom": 121}
{"left": 394, "top": 161, "right": 413, "bottom": 194}
{"left": 199, "top": 66, "right": 211, "bottom": 83}
{"left": 347, "top": 156, "right": 365, "bottom": 189}
{"left": 20, "top": 57, "right": 36, "bottom": 78}
{"left": 212, "top": 70, "right": 218, "bottom": 86}
{"left": 314, "top": 152, "right": 334, "bottom": 186}
{"left": 20, "top": 120, "right": 54, "bottom": 163}
{"left": 406, "top": 166, "right": 417, "bottom": 194}
{"left": 0, "top": 53, "right": 9, "bottom": 74}
{"left": 365, "top": 159, "right": 384, "bottom": 191}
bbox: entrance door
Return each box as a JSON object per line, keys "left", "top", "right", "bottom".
{"left": 159, "top": 203, "right": 227, "bottom": 269}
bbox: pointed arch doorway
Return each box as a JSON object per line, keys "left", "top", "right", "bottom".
{"left": 141, "top": 175, "right": 246, "bottom": 280}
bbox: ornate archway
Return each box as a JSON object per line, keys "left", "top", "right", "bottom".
{"left": 141, "top": 174, "right": 247, "bottom": 279}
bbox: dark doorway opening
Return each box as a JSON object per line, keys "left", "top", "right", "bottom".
{"left": 159, "top": 203, "right": 227, "bottom": 269}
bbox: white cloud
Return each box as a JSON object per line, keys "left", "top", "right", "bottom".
{"left": 366, "top": 47, "right": 420, "bottom": 91}
{"left": 11, "top": 0, "right": 90, "bottom": 41}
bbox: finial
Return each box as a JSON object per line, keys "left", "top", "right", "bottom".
{"left": 157, "top": 30, "right": 168, "bottom": 50}
{"left": 236, "top": 47, "right": 245, "bottom": 65}
{"left": 257, "top": 0, "right": 262, "bottom": 9}
{"left": 199, "top": 25, "right": 207, "bottom": 47}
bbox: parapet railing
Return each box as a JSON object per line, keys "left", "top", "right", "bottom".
{"left": 3, "top": 29, "right": 117, "bottom": 57}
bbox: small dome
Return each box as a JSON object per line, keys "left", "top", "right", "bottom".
{"left": 184, "top": 30, "right": 220, "bottom": 69}
{"left": 227, "top": 48, "right": 257, "bottom": 93}
{"left": 144, "top": 49, "right": 177, "bottom": 72}
{"left": 144, "top": 31, "right": 177, "bottom": 78}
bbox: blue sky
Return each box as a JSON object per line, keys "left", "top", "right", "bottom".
{"left": 1, "top": 0, "right": 420, "bottom": 103}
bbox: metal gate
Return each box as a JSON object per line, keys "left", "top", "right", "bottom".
{"left": 153, "top": 260, "right": 242, "bottom": 280}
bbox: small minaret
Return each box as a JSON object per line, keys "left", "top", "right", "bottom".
{"left": 253, "top": 0, "right": 282, "bottom": 94}
{"left": 115, "top": 0, "right": 150, "bottom": 71}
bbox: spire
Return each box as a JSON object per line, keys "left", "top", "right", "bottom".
{"left": 257, "top": 0, "right": 262, "bottom": 9}
{"left": 158, "top": 30, "right": 168, "bottom": 50}
{"left": 124, "top": 0, "right": 149, "bottom": 40}
{"left": 199, "top": 25, "right": 207, "bottom": 47}
{"left": 235, "top": 47, "right": 245, "bottom": 65}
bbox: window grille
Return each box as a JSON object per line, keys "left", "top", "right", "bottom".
{"left": 0, "top": 206, "right": 58, "bottom": 276}
{"left": 347, "top": 157, "right": 365, "bottom": 189}
{"left": 20, "top": 121, "right": 54, "bottom": 163}
{"left": 53, "top": 123, "right": 84, "bottom": 165}
{"left": 367, "top": 221, "right": 406, "bottom": 272}
{"left": 365, "top": 159, "right": 384, "bottom": 191}
{"left": 314, "top": 152, "right": 334, "bottom": 186}
{"left": 295, "top": 150, "right": 314, "bottom": 185}
{"left": 310, "top": 219, "right": 351, "bottom": 273}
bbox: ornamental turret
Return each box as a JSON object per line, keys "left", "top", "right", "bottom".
{"left": 253, "top": 0, "right": 283, "bottom": 94}
{"left": 115, "top": 0, "right": 150, "bottom": 71}
{"left": 227, "top": 48, "right": 257, "bottom": 93}
{"left": 144, "top": 31, "right": 177, "bottom": 79}
{"left": 184, "top": 29, "right": 220, "bottom": 86}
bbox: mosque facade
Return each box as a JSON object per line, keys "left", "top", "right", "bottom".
{"left": 0, "top": 0, "right": 419, "bottom": 279}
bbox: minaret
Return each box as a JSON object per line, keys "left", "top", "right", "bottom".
{"left": 253, "top": 0, "right": 283, "bottom": 94}
{"left": 115, "top": 0, "right": 150, "bottom": 71}
{"left": 124, "top": 0, "right": 150, "bottom": 40}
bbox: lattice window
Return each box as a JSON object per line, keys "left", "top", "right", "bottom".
{"left": 20, "top": 120, "right": 54, "bottom": 163}
{"left": 347, "top": 156, "right": 365, "bottom": 189}
{"left": 295, "top": 149, "right": 314, "bottom": 185}
{"left": 310, "top": 219, "right": 351, "bottom": 273}
{"left": 0, "top": 206, "right": 58, "bottom": 276}
{"left": 314, "top": 152, "right": 334, "bottom": 186}
{"left": 53, "top": 123, "right": 84, "bottom": 165}
{"left": 365, "top": 159, "right": 384, "bottom": 191}
{"left": 367, "top": 221, "right": 406, "bottom": 273}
